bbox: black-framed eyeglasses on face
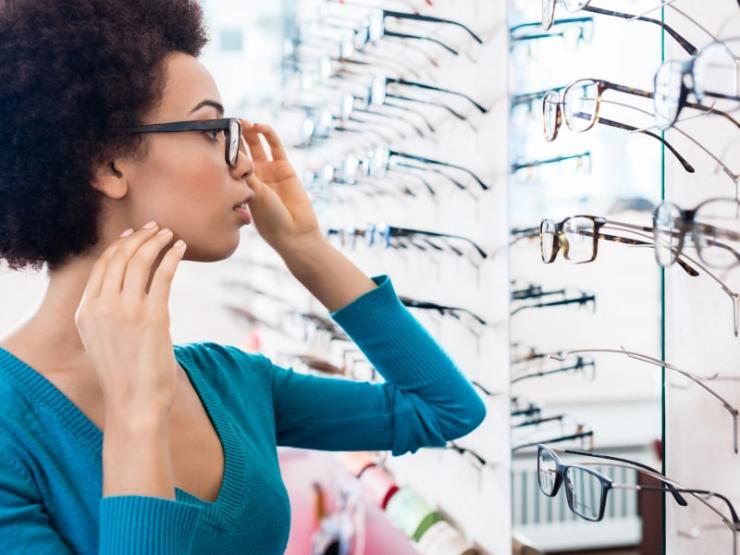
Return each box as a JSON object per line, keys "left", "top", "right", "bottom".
{"left": 121, "top": 118, "right": 243, "bottom": 168}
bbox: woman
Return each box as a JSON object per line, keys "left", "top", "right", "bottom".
{"left": 0, "top": 1, "right": 487, "bottom": 553}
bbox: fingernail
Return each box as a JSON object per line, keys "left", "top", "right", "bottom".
{"left": 120, "top": 228, "right": 134, "bottom": 237}
{"left": 174, "top": 239, "right": 186, "bottom": 249}
{"left": 143, "top": 220, "right": 158, "bottom": 229}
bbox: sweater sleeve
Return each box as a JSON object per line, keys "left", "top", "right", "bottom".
{"left": 0, "top": 449, "right": 75, "bottom": 554}
{"left": 262, "top": 274, "right": 487, "bottom": 456}
{"left": 98, "top": 496, "right": 203, "bottom": 554}
{"left": 0, "top": 440, "right": 203, "bottom": 554}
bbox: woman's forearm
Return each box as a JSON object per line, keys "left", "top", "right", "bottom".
{"left": 280, "top": 234, "right": 378, "bottom": 312}
{"left": 102, "top": 409, "right": 175, "bottom": 499}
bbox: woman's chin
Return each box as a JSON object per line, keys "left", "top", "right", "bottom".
{"left": 185, "top": 234, "right": 241, "bottom": 262}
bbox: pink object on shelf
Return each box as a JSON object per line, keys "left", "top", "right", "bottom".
{"left": 358, "top": 465, "right": 399, "bottom": 510}
{"left": 279, "top": 449, "right": 420, "bottom": 555}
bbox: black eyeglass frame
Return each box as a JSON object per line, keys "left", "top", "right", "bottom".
{"left": 121, "top": 118, "right": 243, "bottom": 168}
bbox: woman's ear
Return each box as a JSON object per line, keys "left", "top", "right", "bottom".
{"left": 90, "top": 159, "right": 128, "bottom": 199}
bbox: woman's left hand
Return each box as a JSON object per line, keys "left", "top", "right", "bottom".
{"left": 239, "top": 119, "right": 323, "bottom": 255}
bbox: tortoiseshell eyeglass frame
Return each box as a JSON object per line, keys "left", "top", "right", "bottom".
{"left": 539, "top": 215, "right": 699, "bottom": 277}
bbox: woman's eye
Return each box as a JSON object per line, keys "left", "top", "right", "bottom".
{"left": 205, "top": 129, "right": 223, "bottom": 141}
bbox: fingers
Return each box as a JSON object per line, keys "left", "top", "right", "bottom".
{"left": 239, "top": 119, "right": 288, "bottom": 162}
{"left": 120, "top": 227, "right": 177, "bottom": 301}
{"left": 147, "top": 238, "right": 187, "bottom": 308}
{"left": 253, "top": 123, "right": 288, "bottom": 161}
{"left": 92, "top": 223, "right": 161, "bottom": 301}
{"left": 240, "top": 119, "right": 268, "bottom": 163}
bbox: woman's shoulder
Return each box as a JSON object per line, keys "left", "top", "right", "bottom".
{"left": 174, "top": 340, "right": 273, "bottom": 389}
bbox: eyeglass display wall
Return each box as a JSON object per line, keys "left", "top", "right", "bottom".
{"left": 507, "top": 0, "right": 739, "bottom": 553}
{"left": 509, "top": 0, "right": 664, "bottom": 551}
{"left": 661, "top": 2, "right": 739, "bottom": 554}
{"left": 222, "top": 0, "right": 739, "bottom": 553}
{"left": 236, "top": 1, "right": 511, "bottom": 553}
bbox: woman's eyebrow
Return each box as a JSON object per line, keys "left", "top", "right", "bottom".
{"left": 190, "top": 99, "right": 224, "bottom": 116}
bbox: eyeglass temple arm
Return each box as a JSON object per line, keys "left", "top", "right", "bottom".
{"left": 387, "top": 78, "right": 489, "bottom": 113}
{"left": 511, "top": 152, "right": 591, "bottom": 173}
{"left": 553, "top": 347, "right": 739, "bottom": 452}
{"left": 613, "top": 483, "right": 740, "bottom": 530}
{"left": 385, "top": 93, "right": 467, "bottom": 121}
{"left": 602, "top": 218, "right": 714, "bottom": 259}
{"left": 509, "top": 17, "right": 593, "bottom": 35}
{"left": 682, "top": 97, "right": 740, "bottom": 129}
{"left": 559, "top": 447, "right": 687, "bottom": 505}
{"left": 582, "top": 6, "right": 696, "bottom": 55}
{"left": 511, "top": 360, "right": 592, "bottom": 385}
{"left": 512, "top": 288, "right": 567, "bottom": 300}
{"left": 511, "top": 86, "right": 566, "bottom": 107}
{"left": 511, "top": 405, "right": 542, "bottom": 418}
{"left": 693, "top": 222, "right": 740, "bottom": 245}
{"left": 512, "top": 430, "right": 593, "bottom": 453}
{"left": 354, "top": 105, "right": 426, "bottom": 138}
{"left": 585, "top": 230, "right": 700, "bottom": 277}
{"left": 382, "top": 10, "right": 483, "bottom": 44}
{"left": 393, "top": 160, "right": 465, "bottom": 192}
{"left": 590, "top": 115, "right": 695, "bottom": 173}
{"left": 394, "top": 227, "right": 487, "bottom": 258}
{"left": 667, "top": 248, "right": 740, "bottom": 336}
{"left": 390, "top": 149, "right": 489, "bottom": 190}
{"left": 599, "top": 80, "right": 655, "bottom": 100}
{"left": 382, "top": 31, "right": 459, "bottom": 56}
{"left": 381, "top": 100, "right": 436, "bottom": 133}
{"left": 581, "top": 461, "right": 739, "bottom": 526}
{"left": 513, "top": 414, "right": 565, "bottom": 428}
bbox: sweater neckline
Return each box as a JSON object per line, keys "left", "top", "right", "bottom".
{"left": 0, "top": 343, "right": 247, "bottom": 531}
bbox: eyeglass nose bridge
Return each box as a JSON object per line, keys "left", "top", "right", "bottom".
{"left": 556, "top": 229, "right": 570, "bottom": 260}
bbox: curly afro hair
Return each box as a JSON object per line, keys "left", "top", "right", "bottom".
{"left": 0, "top": 0, "right": 209, "bottom": 272}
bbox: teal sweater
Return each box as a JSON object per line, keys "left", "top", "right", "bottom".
{"left": 0, "top": 275, "right": 486, "bottom": 554}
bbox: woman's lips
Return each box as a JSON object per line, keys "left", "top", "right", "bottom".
{"left": 233, "top": 204, "right": 252, "bottom": 224}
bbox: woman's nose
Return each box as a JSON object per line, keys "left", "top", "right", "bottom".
{"left": 233, "top": 138, "right": 254, "bottom": 177}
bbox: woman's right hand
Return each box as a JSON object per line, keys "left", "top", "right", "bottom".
{"left": 74, "top": 222, "right": 187, "bottom": 421}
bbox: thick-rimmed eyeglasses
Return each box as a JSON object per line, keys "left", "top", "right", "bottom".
{"left": 654, "top": 37, "right": 740, "bottom": 130}
{"left": 541, "top": 0, "right": 697, "bottom": 55}
{"left": 539, "top": 214, "right": 700, "bottom": 276}
{"left": 540, "top": 214, "right": 740, "bottom": 334}
{"left": 121, "top": 118, "right": 243, "bottom": 168}
{"left": 542, "top": 80, "right": 695, "bottom": 173}
{"left": 653, "top": 197, "right": 740, "bottom": 270}
{"left": 323, "top": 4, "right": 483, "bottom": 58}
{"left": 538, "top": 445, "right": 740, "bottom": 553}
